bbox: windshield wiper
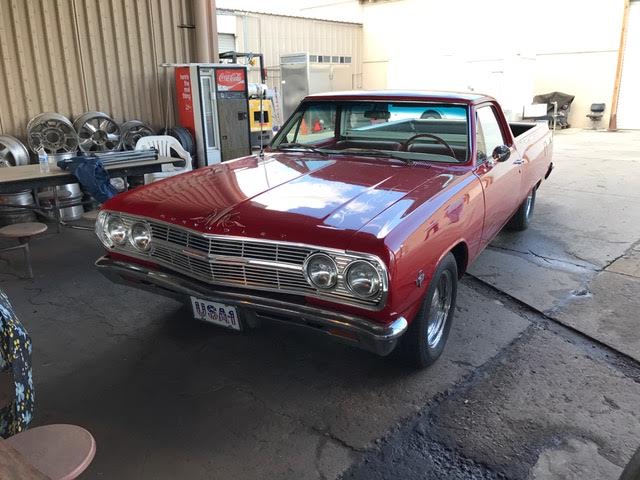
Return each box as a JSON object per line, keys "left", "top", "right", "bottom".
{"left": 329, "top": 148, "right": 415, "bottom": 165}
{"left": 276, "top": 143, "right": 328, "bottom": 156}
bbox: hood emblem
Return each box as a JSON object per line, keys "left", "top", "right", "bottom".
{"left": 190, "top": 209, "right": 245, "bottom": 229}
{"left": 416, "top": 270, "right": 425, "bottom": 287}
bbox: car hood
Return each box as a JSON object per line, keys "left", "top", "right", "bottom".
{"left": 104, "top": 153, "right": 468, "bottom": 249}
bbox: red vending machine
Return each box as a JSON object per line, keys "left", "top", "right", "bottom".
{"left": 175, "top": 64, "right": 251, "bottom": 167}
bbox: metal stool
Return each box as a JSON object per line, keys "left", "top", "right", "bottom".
{"left": 0, "top": 222, "right": 48, "bottom": 279}
{"left": 4, "top": 424, "right": 96, "bottom": 479}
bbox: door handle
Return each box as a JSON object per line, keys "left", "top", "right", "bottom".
{"left": 513, "top": 158, "right": 524, "bottom": 165}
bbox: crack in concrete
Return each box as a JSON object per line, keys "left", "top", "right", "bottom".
{"left": 464, "top": 275, "right": 640, "bottom": 377}
{"left": 235, "top": 383, "right": 366, "bottom": 456}
{"left": 602, "top": 251, "right": 629, "bottom": 271}
{"left": 342, "top": 324, "right": 538, "bottom": 479}
{"left": 314, "top": 435, "right": 329, "bottom": 480}
{"left": 310, "top": 425, "right": 367, "bottom": 454}
{"left": 487, "top": 245, "right": 598, "bottom": 271}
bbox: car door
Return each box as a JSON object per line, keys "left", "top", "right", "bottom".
{"left": 473, "top": 104, "right": 523, "bottom": 245}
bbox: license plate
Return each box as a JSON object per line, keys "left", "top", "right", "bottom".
{"left": 190, "top": 297, "right": 241, "bottom": 330}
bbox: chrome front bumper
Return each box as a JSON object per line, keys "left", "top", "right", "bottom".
{"left": 96, "top": 256, "right": 408, "bottom": 356}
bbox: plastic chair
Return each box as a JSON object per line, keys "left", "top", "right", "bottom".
{"left": 135, "top": 135, "right": 193, "bottom": 184}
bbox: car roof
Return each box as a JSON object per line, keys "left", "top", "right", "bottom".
{"left": 304, "top": 90, "right": 491, "bottom": 105}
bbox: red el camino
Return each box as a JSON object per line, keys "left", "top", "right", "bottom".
{"left": 95, "top": 91, "right": 553, "bottom": 368}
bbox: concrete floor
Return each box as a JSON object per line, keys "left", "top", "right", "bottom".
{"left": 469, "top": 129, "right": 640, "bottom": 360}
{"left": 1, "top": 129, "right": 639, "bottom": 479}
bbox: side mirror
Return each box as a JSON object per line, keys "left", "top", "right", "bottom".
{"left": 492, "top": 145, "right": 511, "bottom": 162}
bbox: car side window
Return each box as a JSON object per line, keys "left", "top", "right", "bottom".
{"left": 476, "top": 106, "right": 505, "bottom": 163}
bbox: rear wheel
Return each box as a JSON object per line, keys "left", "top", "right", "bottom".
{"left": 397, "top": 253, "right": 458, "bottom": 368}
{"left": 507, "top": 186, "right": 537, "bottom": 231}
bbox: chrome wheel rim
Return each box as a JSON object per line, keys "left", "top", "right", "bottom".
{"left": 426, "top": 270, "right": 453, "bottom": 348}
{"left": 0, "top": 135, "right": 30, "bottom": 166}
{"left": 74, "top": 112, "right": 122, "bottom": 152}
{"left": 121, "top": 120, "right": 154, "bottom": 150}
{"left": 524, "top": 191, "right": 534, "bottom": 219}
{"left": 27, "top": 112, "right": 78, "bottom": 154}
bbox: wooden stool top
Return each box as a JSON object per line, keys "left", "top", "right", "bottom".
{"left": 81, "top": 210, "right": 99, "bottom": 221}
{"left": 0, "top": 222, "right": 48, "bottom": 238}
{"left": 4, "top": 424, "right": 96, "bottom": 480}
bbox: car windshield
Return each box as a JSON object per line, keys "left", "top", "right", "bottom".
{"left": 272, "top": 101, "right": 469, "bottom": 163}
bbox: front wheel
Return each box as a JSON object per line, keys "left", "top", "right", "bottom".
{"left": 397, "top": 253, "right": 458, "bottom": 368}
{"left": 507, "top": 186, "right": 537, "bottom": 231}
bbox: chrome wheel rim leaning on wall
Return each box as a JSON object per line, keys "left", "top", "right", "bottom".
{"left": 74, "top": 111, "right": 122, "bottom": 152}
{"left": 426, "top": 270, "right": 453, "bottom": 348}
{"left": 120, "top": 120, "right": 154, "bottom": 150}
{"left": 26, "top": 112, "right": 79, "bottom": 154}
{"left": 0, "top": 135, "right": 30, "bottom": 167}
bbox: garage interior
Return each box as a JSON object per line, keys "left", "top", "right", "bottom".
{"left": 1, "top": 0, "right": 640, "bottom": 479}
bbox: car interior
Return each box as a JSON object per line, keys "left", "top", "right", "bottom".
{"left": 275, "top": 102, "right": 471, "bottom": 163}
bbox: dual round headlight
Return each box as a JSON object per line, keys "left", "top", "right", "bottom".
{"left": 97, "top": 212, "right": 151, "bottom": 252}
{"left": 304, "top": 253, "right": 338, "bottom": 289}
{"left": 345, "top": 260, "right": 382, "bottom": 298}
{"left": 304, "top": 253, "right": 382, "bottom": 299}
{"left": 106, "top": 217, "right": 127, "bottom": 246}
{"left": 129, "top": 222, "right": 152, "bottom": 251}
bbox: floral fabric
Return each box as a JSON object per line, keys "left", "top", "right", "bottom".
{"left": 0, "top": 288, "right": 34, "bottom": 438}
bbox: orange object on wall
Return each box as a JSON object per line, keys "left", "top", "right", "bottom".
{"left": 312, "top": 119, "right": 322, "bottom": 132}
{"left": 300, "top": 119, "right": 308, "bottom": 135}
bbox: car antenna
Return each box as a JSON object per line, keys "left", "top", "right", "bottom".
{"left": 259, "top": 84, "right": 265, "bottom": 159}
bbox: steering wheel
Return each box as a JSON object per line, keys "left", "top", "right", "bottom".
{"left": 401, "top": 133, "right": 457, "bottom": 159}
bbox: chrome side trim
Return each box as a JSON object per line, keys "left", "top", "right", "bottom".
{"left": 96, "top": 256, "right": 407, "bottom": 356}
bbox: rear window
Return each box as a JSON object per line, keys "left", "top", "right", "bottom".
{"left": 343, "top": 103, "right": 468, "bottom": 145}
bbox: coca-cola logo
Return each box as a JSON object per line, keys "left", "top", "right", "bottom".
{"left": 216, "top": 69, "right": 245, "bottom": 91}
{"left": 218, "top": 72, "right": 243, "bottom": 83}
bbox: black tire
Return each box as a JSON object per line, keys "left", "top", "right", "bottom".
{"left": 396, "top": 253, "right": 458, "bottom": 368}
{"left": 158, "top": 126, "right": 195, "bottom": 156}
{"left": 506, "top": 186, "right": 537, "bottom": 231}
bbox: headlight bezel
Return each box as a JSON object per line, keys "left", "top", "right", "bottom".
{"left": 96, "top": 212, "right": 153, "bottom": 254}
{"left": 344, "top": 259, "right": 383, "bottom": 299}
{"left": 303, "top": 252, "right": 339, "bottom": 290}
{"left": 95, "top": 210, "right": 111, "bottom": 248}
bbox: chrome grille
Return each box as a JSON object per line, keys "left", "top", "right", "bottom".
{"left": 114, "top": 215, "right": 385, "bottom": 309}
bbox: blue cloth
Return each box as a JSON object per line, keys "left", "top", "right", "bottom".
{"left": 60, "top": 158, "right": 117, "bottom": 203}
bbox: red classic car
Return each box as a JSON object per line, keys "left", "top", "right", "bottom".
{"left": 95, "top": 91, "right": 553, "bottom": 368}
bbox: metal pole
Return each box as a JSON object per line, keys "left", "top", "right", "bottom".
{"left": 193, "top": 0, "right": 218, "bottom": 62}
{"left": 54, "top": 188, "right": 61, "bottom": 233}
{"left": 609, "top": 0, "right": 631, "bottom": 131}
{"left": 259, "top": 86, "right": 265, "bottom": 158}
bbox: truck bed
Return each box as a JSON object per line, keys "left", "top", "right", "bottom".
{"left": 509, "top": 121, "right": 543, "bottom": 138}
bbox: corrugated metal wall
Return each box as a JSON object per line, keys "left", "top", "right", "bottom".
{"left": 0, "top": 0, "right": 196, "bottom": 140}
{"left": 232, "top": 11, "right": 363, "bottom": 88}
